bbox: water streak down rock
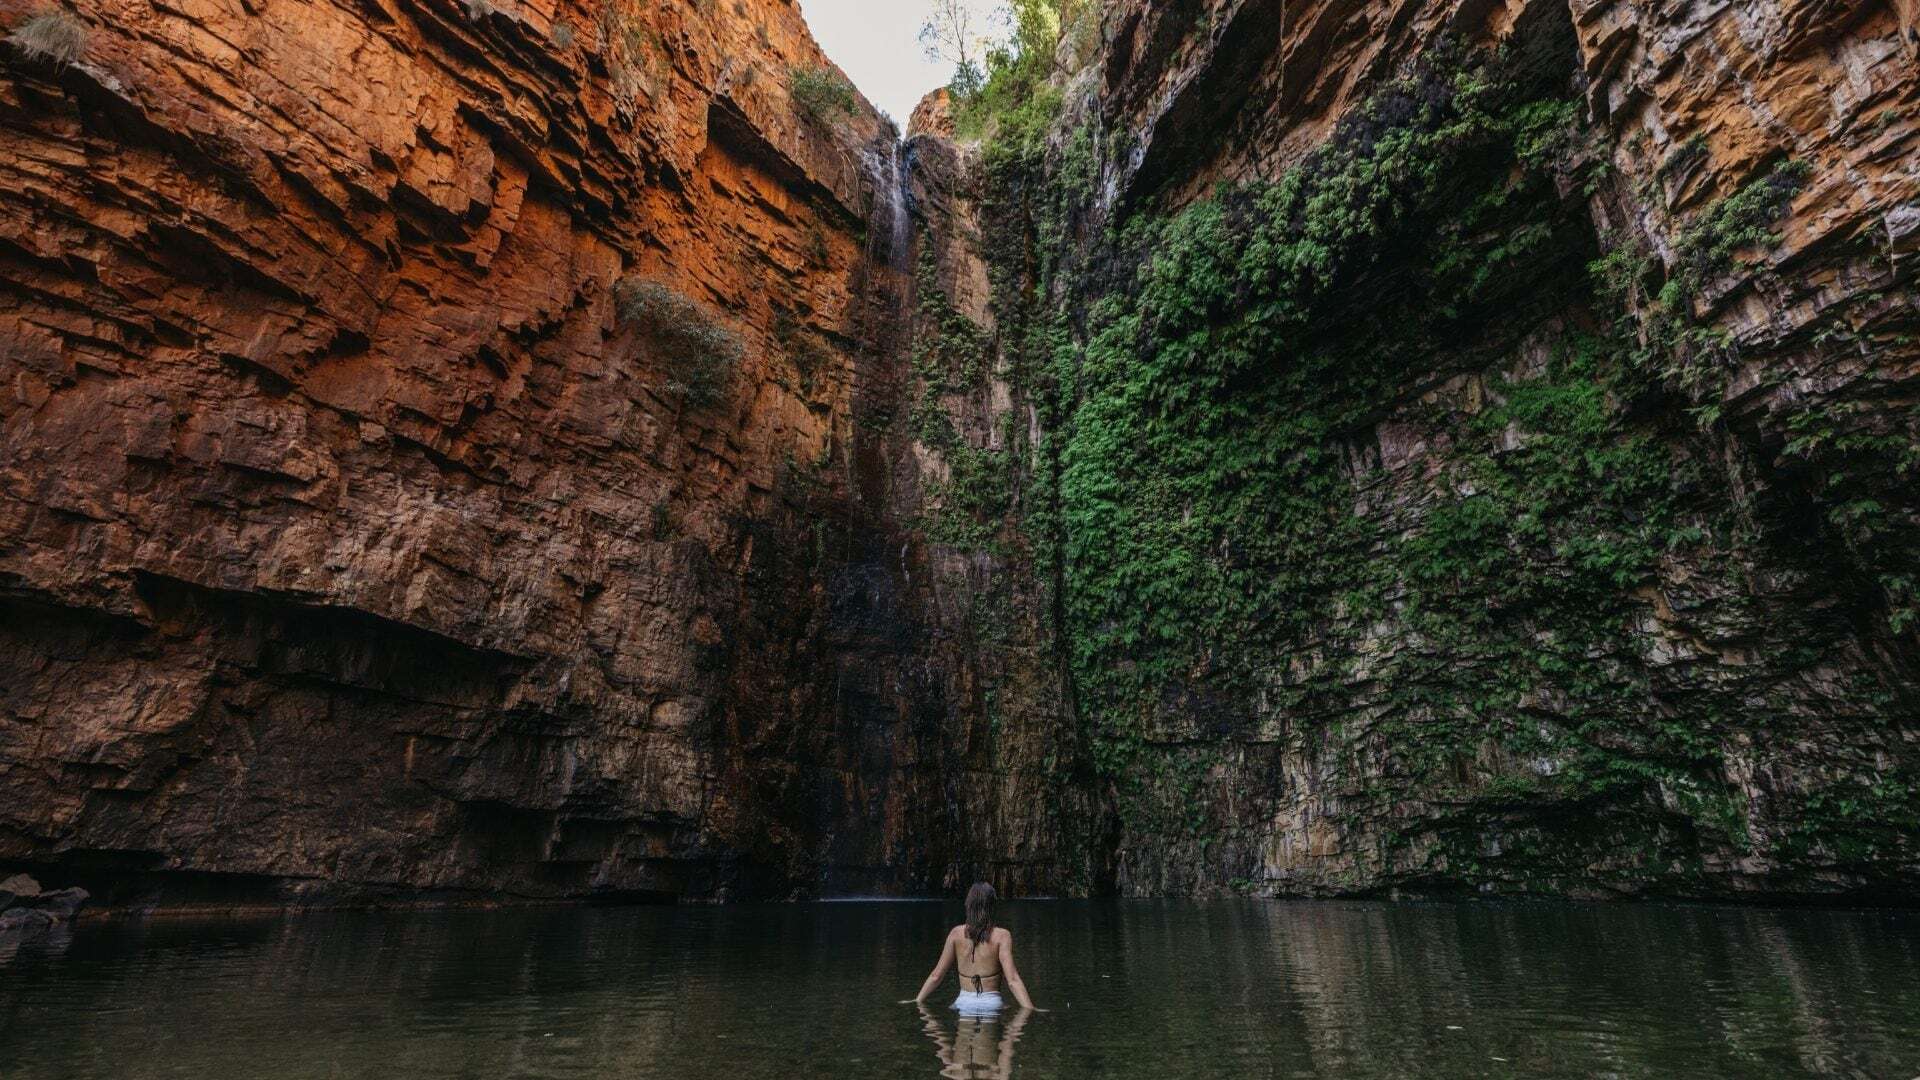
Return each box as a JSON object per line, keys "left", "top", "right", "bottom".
{"left": 0, "top": 0, "right": 1916, "bottom": 907}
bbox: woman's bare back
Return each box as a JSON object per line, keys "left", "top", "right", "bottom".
{"left": 906, "top": 883, "right": 1039, "bottom": 1011}
{"left": 951, "top": 924, "right": 1006, "bottom": 992}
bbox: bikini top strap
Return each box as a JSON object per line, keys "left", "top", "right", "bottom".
{"left": 961, "top": 934, "right": 996, "bottom": 991}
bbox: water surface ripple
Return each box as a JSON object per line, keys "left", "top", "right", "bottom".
{"left": 3, "top": 900, "right": 1916, "bottom": 1078}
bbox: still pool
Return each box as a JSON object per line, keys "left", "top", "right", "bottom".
{"left": 3, "top": 899, "right": 1917, "bottom": 1078}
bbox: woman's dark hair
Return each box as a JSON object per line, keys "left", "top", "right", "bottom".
{"left": 964, "top": 882, "right": 996, "bottom": 946}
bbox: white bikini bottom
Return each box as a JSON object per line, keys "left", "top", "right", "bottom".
{"left": 952, "top": 990, "right": 1004, "bottom": 1016}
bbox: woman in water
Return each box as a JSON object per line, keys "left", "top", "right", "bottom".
{"left": 905, "top": 882, "right": 1041, "bottom": 1015}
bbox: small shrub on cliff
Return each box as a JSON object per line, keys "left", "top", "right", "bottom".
{"left": 1675, "top": 159, "right": 1811, "bottom": 282}
{"left": 614, "top": 277, "right": 744, "bottom": 409}
{"left": 599, "top": 6, "right": 665, "bottom": 105}
{"left": 789, "top": 65, "right": 858, "bottom": 126}
{"left": 7, "top": 8, "right": 86, "bottom": 66}
{"left": 462, "top": 0, "right": 495, "bottom": 20}
{"left": 803, "top": 224, "right": 831, "bottom": 266}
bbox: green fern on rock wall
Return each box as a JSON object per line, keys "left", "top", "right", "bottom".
{"left": 953, "top": 42, "right": 1918, "bottom": 897}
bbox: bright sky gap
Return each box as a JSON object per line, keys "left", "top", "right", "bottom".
{"left": 797, "top": 0, "right": 1003, "bottom": 124}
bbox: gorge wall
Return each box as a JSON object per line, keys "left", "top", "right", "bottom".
{"left": 0, "top": 0, "right": 1096, "bottom": 906}
{"left": 1, "top": 0, "right": 1915, "bottom": 909}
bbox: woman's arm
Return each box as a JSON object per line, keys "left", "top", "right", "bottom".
{"left": 906, "top": 931, "right": 956, "bottom": 1003}
{"left": 998, "top": 931, "right": 1040, "bottom": 1010}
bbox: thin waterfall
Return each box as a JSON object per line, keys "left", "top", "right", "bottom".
{"left": 862, "top": 136, "right": 914, "bottom": 275}
{"left": 889, "top": 138, "right": 914, "bottom": 270}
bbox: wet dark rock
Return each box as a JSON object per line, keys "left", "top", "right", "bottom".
{"left": 0, "top": 908, "right": 58, "bottom": 939}
{"left": 0, "top": 879, "right": 86, "bottom": 944}
{"left": 31, "top": 888, "right": 89, "bottom": 921}
{"left": 0, "top": 873, "right": 38, "bottom": 913}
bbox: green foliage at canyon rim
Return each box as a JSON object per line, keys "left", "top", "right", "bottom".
{"left": 948, "top": 0, "right": 1094, "bottom": 142}
{"left": 788, "top": 64, "right": 858, "bottom": 127}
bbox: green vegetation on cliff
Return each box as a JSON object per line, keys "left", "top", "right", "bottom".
{"left": 1057, "top": 58, "right": 1596, "bottom": 770}
{"left": 945, "top": 0, "right": 1091, "bottom": 143}
{"left": 788, "top": 64, "right": 859, "bottom": 126}
{"left": 946, "top": 36, "right": 1916, "bottom": 896}
{"left": 615, "top": 277, "right": 744, "bottom": 408}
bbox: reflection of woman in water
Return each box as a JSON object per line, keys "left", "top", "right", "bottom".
{"left": 904, "top": 882, "right": 1041, "bottom": 1015}
{"left": 917, "top": 1001, "right": 1031, "bottom": 1080}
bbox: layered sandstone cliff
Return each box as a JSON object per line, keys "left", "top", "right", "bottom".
{"left": 0, "top": 0, "right": 1062, "bottom": 906}
{"left": 2, "top": 0, "right": 1915, "bottom": 908}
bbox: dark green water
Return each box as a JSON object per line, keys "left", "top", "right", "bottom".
{"left": 3, "top": 900, "right": 1917, "bottom": 1079}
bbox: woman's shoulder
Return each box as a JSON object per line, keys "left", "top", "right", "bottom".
{"left": 993, "top": 925, "right": 1013, "bottom": 941}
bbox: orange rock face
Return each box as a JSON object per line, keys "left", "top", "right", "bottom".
{"left": 0, "top": 0, "right": 990, "bottom": 904}
{"left": 908, "top": 87, "right": 955, "bottom": 139}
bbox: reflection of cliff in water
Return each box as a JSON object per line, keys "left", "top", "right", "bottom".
{"left": 1137, "top": 901, "right": 1918, "bottom": 1077}
{"left": 4, "top": 902, "right": 1919, "bottom": 1078}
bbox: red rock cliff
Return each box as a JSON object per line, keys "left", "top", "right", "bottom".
{"left": 0, "top": 0, "right": 1026, "bottom": 905}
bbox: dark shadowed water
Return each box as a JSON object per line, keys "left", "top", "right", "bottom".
{"left": 3, "top": 900, "right": 1918, "bottom": 1079}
